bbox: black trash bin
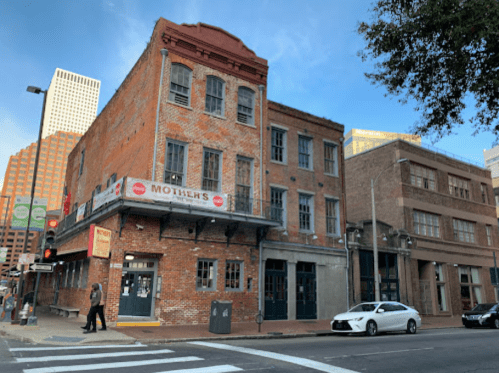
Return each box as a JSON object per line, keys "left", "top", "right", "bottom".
{"left": 209, "top": 300, "right": 232, "bottom": 334}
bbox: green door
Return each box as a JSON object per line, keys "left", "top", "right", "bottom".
{"left": 119, "top": 271, "right": 154, "bottom": 316}
{"left": 264, "top": 259, "right": 287, "bottom": 320}
{"left": 296, "top": 262, "right": 317, "bottom": 320}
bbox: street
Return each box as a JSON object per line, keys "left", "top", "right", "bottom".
{"left": 2, "top": 327, "right": 499, "bottom": 373}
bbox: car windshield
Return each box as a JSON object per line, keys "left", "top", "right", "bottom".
{"left": 471, "top": 303, "right": 497, "bottom": 312}
{"left": 349, "top": 303, "right": 379, "bottom": 312}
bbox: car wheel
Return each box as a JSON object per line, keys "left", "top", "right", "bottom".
{"left": 464, "top": 322, "right": 472, "bottom": 329}
{"left": 493, "top": 319, "right": 499, "bottom": 329}
{"left": 406, "top": 319, "right": 417, "bottom": 334}
{"left": 366, "top": 320, "right": 377, "bottom": 336}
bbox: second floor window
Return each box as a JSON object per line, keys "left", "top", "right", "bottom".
{"left": 165, "top": 141, "right": 186, "bottom": 186}
{"left": 271, "top": 128, "right": 286, "bottom": 163}
{"left": 448, "top": 175, "right": 470, "bottom": 200}
{"left": 298, "top": 136, "right": 312, "bottom": 169}
{"left": 324, "top": 142, "right": 337, "bottom": 175}
{"left": 235, "top": 157, "right": 252, "bottom": 213}
{"left": 169, "top": 64, "right": 191, "bottom": 106}
{"left": 205, "top": 76, "right": 224, "bottom": 116}
{"left": 202, "top": 149, "right": 221, "bottom": 192}
{"left": 326, "top": 198, "right": 339, "bottom": 235}
{"left": 237, "top": 87, "right": 255, "bottom": 125}
{"left": 270, "top": 187, "right": 286, "bottom": 224}
{"left": 453, "top": 219, "right": 475, "bottom": 243}
{"left": 299, "top": 193, "right": 313, "bottom": 232}
{"left": 410, "top": 163, "right": 435, "bottom": 190}
{"left": 413, "top": 211, "right": 440, "bottom": 238}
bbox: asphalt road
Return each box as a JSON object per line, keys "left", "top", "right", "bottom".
{"left": 2, "top": 327, "right": 499, "bottom": 373}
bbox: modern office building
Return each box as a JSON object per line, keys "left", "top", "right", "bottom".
{"left": 0, "top": 131, "right": 81, "bottom": 277}
{"left": 483, "top": 146, "right": 499, "bottom": 219}
{"left": 344, "top": 129, "right": 421, "bottom": 157}
{"left": 41, "top": 68, "right": 100, "bottom": 139}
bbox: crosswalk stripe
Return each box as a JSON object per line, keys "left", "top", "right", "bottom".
{"left": 10, "top": 343, "right": 147, "bottom": 352}
{"left": 155, "top": 365, "right": 243, "bottom": 373}
{"left": 189, "top": 342, "right": 360, "bottom": 373}
{"left": 16, "top": 348, "right": 174, "bottom": 363}
{"left": 23, "top": 356, "right": 203, "bottom": 373}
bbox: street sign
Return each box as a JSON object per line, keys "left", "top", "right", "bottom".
{"left": 30, "top": 263, "right": 53, "bottom": 272}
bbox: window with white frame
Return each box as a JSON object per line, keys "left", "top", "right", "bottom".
{"left": 235, "top": 157, "right": 253, "bottom": 213}
{"left": 298, "top": 136, "right": 313, "bottom": 169}
{"left": 237, "top": 87, "right": 255, "bottom": 125}
{"left": 324, "top": 142, "right": 337, "bottom": 175}
{"left": 205, "top": 76, "right": 224, "bottom": 116}
{"left": 202, "top": 149, "right": 222, "bottom": 192}
{"left": 169, "top": 64, "right": 192, "bottom": 106}
{"left": 410, "top": 163, "right": 435, "bottom": 190}
{"left": 413, "top": 211, "right": 440, "bottom": 237}
{"left": 434, "top": 263, "right": 448, "bottom": 311}
{"left": 448, "top": 175, "right": 470, "bottom": 200}
{"left": 270, "top": 187, "right": 286, "bottom": 225}
{"left": 196, "top": 259, "right": 217, "bottom": 291}
{"left": 459, "top": 266, "right": 482, "bottom": 310}
{"left": 481, "top": 184, "right": 488, "bottom": 204}
{"left": 486, "top": 225, "right": 492, "bottom": 246}
{"left": 164, "top": 140, "right": 187, "bottom": 186}
{"left": 453, "top": 219, "right": 475, "bottom": 243}
{"left": 299, "top": 193, "right": 314, "bottom": 232}
{"left": 326, "top": 198, "right": 339, "bottom": 235}
{"left": 271, "top": 127, "right": 286, "bottom": 163}
{"left": 225, "top": 261, "right": 243, "bottom": 291}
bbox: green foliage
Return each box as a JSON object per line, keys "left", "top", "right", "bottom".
{"left": 358, "top": 0, "right": 499, "bottom": 141}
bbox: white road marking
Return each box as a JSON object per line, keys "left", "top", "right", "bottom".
{"left": 189, "top": 341, "right": 359, "bottom": 373}
{"left": 22, "top": 356, "right": 202, "bottom": 373}
{"left": 155, "top": 365, "right": 243, "bottom": 373}
{"left": 16, "top": 348, "right": 174, "bottom": 363}
{"left": 324, "top": 347, "right": 434, "bottom": 359}
{"left": 10, "top": 343, "right": 146, "bottom": 352}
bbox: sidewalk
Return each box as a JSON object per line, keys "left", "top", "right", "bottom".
{"left": 0, "top": 306, "right": 464, "bottom": 346}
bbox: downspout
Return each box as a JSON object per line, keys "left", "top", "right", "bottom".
{"left": 339, "top": 136, "right": 349, "bottom": 310}
{"left": 344, "top": 232, "right": 349, "bottom": 310}
{"left": 152, "top": 48, "right": 169, "bottom": 181}
{"left": 258, "top": 85, "right": 265, "bottom": 216}
{"left": 258, "top": 240, "right": 263, "bottom": 318}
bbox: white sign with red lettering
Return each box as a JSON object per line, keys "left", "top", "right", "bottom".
{"left": 92, "top": 178, "right": 124, "bottom": 212}
{"left": 126, "top": 177, "right": 228, "bottom": 211}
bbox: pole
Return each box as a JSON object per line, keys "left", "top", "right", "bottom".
{"left": 371, "top": 178, "right": 380, "bottom": 302}
{"left": 258, "top": 239, "right": 263, "bottom": 328}
{"left": 1, "top": 195, "right": 10, "bottom": 280}
{"left": 13, "top": 89, "right": 47, "bottom": 323}
{"left": 494, "top": 252, "right": 499, "bottom": 301}
{"left": 344, "top": 232, "right": 349, "bottom": 310}
{"left": 31, "top": 218, "right": 48, "bottom": 321}
{"left": 152, "top": 48, "right": 168, "bottom": 182}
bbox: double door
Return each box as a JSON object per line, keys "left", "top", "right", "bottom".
{"left": 119, "top": 271, "right": 154, "bottom": 317}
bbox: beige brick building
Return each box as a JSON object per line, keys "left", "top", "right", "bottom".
{"left": 345, "top": 128, "right": 421, "bottom": 158}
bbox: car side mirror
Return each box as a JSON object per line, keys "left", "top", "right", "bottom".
{"left": 378, "top": 309, "right": 385, "bottom": 313}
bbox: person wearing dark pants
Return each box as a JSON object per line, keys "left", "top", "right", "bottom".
{"left": 96, "top": 303, "right": 107, "bottom": 331}
{"left": 82, "top": 283, "right": 101, "bottom": 334}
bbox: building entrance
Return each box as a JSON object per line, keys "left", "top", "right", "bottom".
{"left": 296, "top": 261, "right": 317, "bottom": 319}
{"left": 264, "top": 259, "right": 287, "bottom": 320}
{"left": 360, "top": 250, "right": 400, "bottom": 302}
{"left": 119, "top": 271, "right": 154, "bottom": 316}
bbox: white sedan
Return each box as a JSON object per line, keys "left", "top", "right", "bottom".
{"left": 331, "top": 302, "right": 422, "bottom": 336}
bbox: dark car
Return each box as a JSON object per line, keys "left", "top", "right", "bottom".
{"left": 462, "top": 303, "right": 499, "bottom": 328}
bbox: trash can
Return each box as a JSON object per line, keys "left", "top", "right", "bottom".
{"left": 209, "top": 300, "right": 232, "bottom": 334}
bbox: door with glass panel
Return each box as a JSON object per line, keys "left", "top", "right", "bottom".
{"left": 264, "top": 259, "right": 287, "bottom": 320}
{"left": 296, "top": 262, "right": 317, "bottom": 320}
{"left": 119, "top": 270, "right": 154, "bottom": 316}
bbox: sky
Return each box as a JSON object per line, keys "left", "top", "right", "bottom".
{"left": 0, "top": 0, "right": 494, "bottom": 190}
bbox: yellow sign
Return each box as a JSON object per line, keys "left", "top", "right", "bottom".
{"left": 88, "top": 225, "right": 111, "bottom": 258}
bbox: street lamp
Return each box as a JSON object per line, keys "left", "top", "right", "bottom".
{"left": 13, "top": 86, "right": 47, "bottom": 324}
{"left": 371, "top": 158, "right": 409, "bottom": 302}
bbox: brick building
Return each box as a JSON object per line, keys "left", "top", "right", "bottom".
{"left": 345, "top": 139, "right": 498, "bottom": 316}
{"left": 34, "top": 19, "right": 346, "bottom": 326}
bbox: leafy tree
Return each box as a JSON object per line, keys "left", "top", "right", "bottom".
{"left": 358, "top": 0, "right": 499, "bottom": 140}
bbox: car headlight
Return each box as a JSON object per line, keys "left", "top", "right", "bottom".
{"left": 482, "top": 313, "right": 492, "bottom": 318}
{"left": 462, "top": 314, "right": 466, "bottom": 318}
{"left": 353, "top": 317, "right": 364, "bottom": 322}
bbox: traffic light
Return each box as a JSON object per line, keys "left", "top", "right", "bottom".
{"left": 43, "top": 247, "right": 57, "bottom": 261}
{"left": 43, "top": 219, "right": 58, "bottom": 261}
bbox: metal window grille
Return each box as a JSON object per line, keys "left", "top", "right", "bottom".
{"left": 205, "top": 76, "right": 224, "bottom": 115}
{"left": 169, "top": 64, "right": 191, "bottom": 106}
{"left": 324, "top": 143, "right": 336, "bottom": 174}
{"left": 235, "top": 158, "right": 252, "bottom": 213}
{"left": 270, "top": 188, "right": 284, "bottom": 223}
{"left": 225, "top": 261, "right": 241, "bottom": 290}
{"left": 197, "top": 260, "right": 215, "bottom": 289}
{"left": 202, "top": 150, "right": 220, "bottom": 191}
{"left": 326, "top": 198, "right": 337, "bottom": 234}
{"left": 164, "top": 142, "right": 185, "bottom": 186}
{"left": 298, "top": 136, "right": 311, "bottom": 169}
{"left": 271, "top": 129, "right": 285, "bottom": 162}
{"left": 299, "top": 194, "right": 312, "bottom": 231}
{"left": 237, "top": 87, "right": 254, "bottom": 124}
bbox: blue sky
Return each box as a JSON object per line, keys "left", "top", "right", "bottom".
{"left": 0, "top": 0, "right": 493, "bottom": 189}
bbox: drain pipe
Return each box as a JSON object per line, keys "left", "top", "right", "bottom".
{"left": 344, "top": 232, "right": 350, "bottom": 310}
{"left": 258, "top": 85, "right": 265, "bottom": 215}
{"left": 258, "top": 240, "right": 263, "bottom": 318}
{"left": 152, "top": 48, "right": 169, "bottom": 181}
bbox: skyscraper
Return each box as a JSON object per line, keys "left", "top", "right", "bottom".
{"left": 344, "top": 129, "right": 421, "bottom": 157}
{"left": 41, "top": 68, "right": 100, "bottom": 139}
{"left": 0, "top": 131, "right": 81, "bottom": 277}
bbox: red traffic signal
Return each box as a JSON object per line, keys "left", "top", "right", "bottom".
{"left": 44, "top": 248, "right": 56, "bottom": 261}
{"left": 47, "top": 219, "right": 58, "bottom": 229}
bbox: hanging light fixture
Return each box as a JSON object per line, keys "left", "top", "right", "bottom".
{"left": 125, "top": 254, "right": 134, "bottom": 261}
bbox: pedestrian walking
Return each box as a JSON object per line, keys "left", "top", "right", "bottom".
{"left": 82, "top": 283, "right": 100, "bottom": 334}
{"left": 97, "top": 283, "right": 107, "bottom": 331}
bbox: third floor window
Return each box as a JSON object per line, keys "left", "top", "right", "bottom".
{"left": 237, "top": 87, "right": 254, "bottom": 125}
{"left": 410, "top": 163, "right": 435, "bottom": 190}
{"left": 205, "top": 76, "right": 224, "bottom": 116}
{"left": 298, "top": 136, "right": 312, "bottom": 170}
{"left": 448, "top": 175, "right": 470, "bottom": 200}
{"left": 453, "top": 219, "right": 475, "bottom": 243}
{"left": 413, "top": 211, "right": 440, "bottom": 238}
{"left": 271, "top": 127, "right": 286, "bottom": 163}
{"left": 169, "top": 64, "right": 192, "bottom": 107}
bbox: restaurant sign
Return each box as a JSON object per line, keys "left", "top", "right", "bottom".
{"left": 126, "top": 177, "right": 228, "bottom": 211}
{"left": 88, "top": 225, "right": 111, "bottom": 259}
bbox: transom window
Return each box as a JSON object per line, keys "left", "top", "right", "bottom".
{"left": 196, "top": 259, "right": 217, "bottom": 291}
{"left": 271, "top": 128, "right": 286, "bottom": 163}
{"left": 448, "top": 175, "right": 470, "bottom": 200}
{"left": 299, "top": 193, "right": 313, "bottom": 232}
{"left": 324, "top": 142, "right": 337, "bottom": 175}
{"left": 410, "top": 163, "right": 435, "bottom": 190}
{"left": 235, "top": 157, "right": 253, "bottom": 213}
{"left": 169, "top": 64, "right": 191, "bottom": 106}
{"left": 298, "top": 136, "right": 312, "bottom": 169}
{"left": 202, "top": 149, "right": 222, "bottom": 192}
{"left": 225, "top": 261, "right": 243, "bottom": 291}
{"left": 326, "top": 198, "right": 339, "bottom": 235}
{"left": 205, "top": 76, "right": 224, "bottom": 116}
{"left": 164, "top": 141, "right": 187, "bottom": 186}
{"left": 237, "top": 87, "right": 255, "bottom": 125}
{"left": 453, "top": 219, "right": 475, "bottom": 243}
{"left": 413, "top": 211, "right": 440, "bottom": 238}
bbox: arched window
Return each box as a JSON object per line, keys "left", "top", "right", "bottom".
{"left": 237, "top": 87, "right": 255, "bottom": 125}
{"left": 205, "top": 76, "right": 225, "bottom": 116}
{"left": 169, "top": 64, "right": 192, "bottom": 107}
